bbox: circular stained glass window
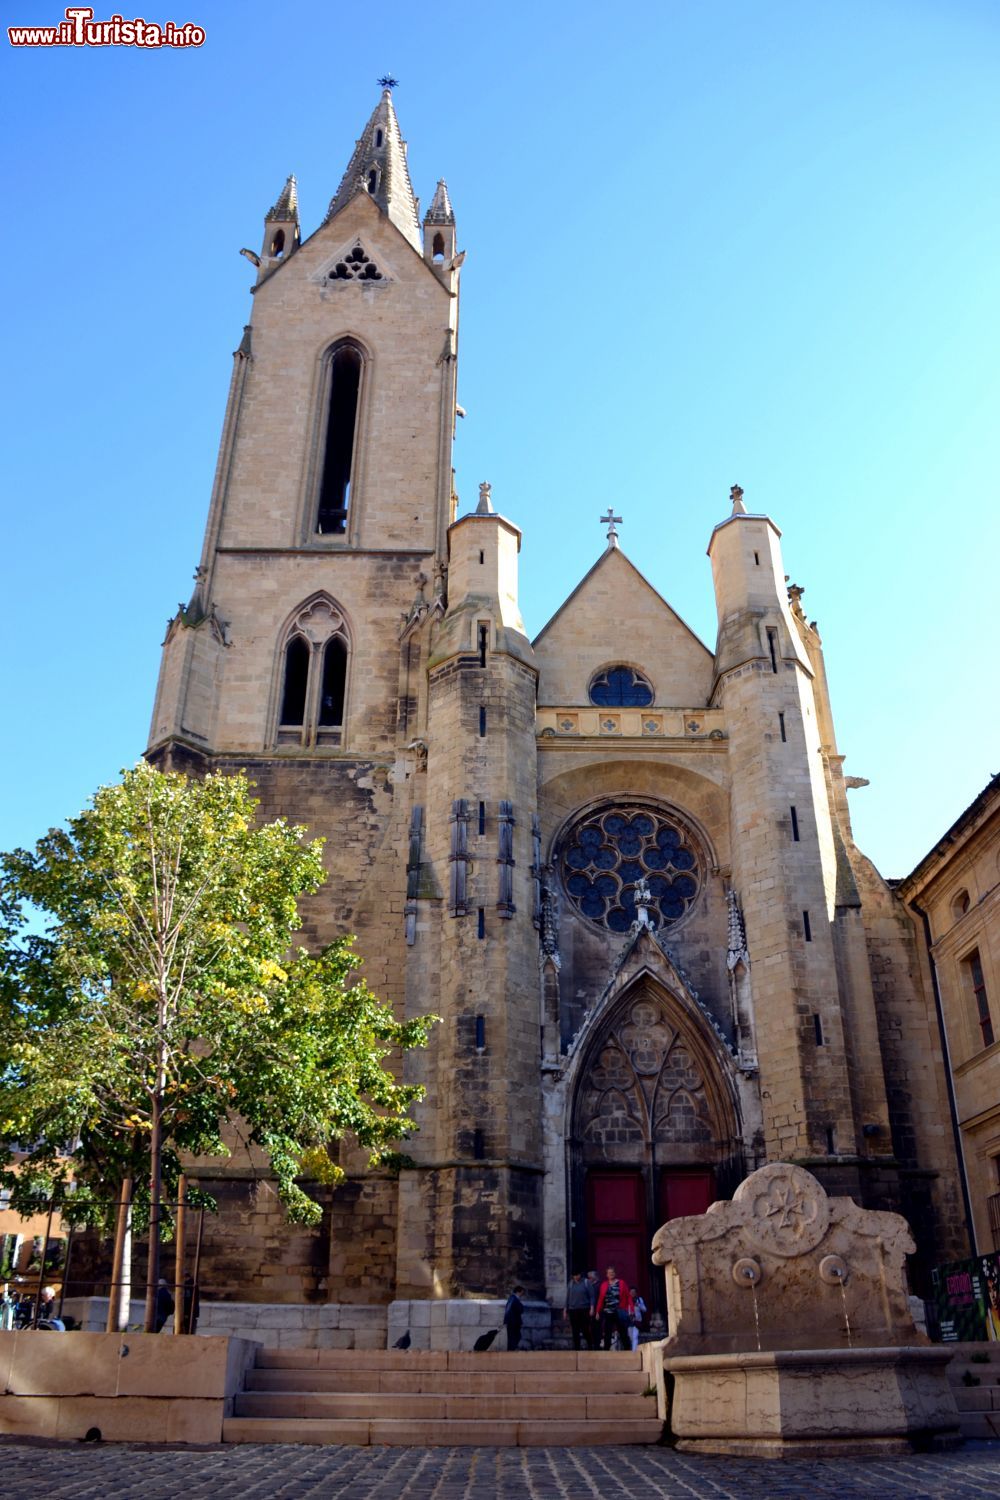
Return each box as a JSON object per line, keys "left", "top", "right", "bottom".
{"left": 559, "top": 805, "right": 701, "bottom": 932}
{"left": 589, "top": 666, "right": 654, "bottom": 708}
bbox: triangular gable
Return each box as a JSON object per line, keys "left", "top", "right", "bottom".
{"left": 533, "top": 546, "right": 714, "bottom": 708}
{"left": 255, "top": 190, "right": 443, "bottom": 295}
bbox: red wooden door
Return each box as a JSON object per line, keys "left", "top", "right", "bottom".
{"left": 587, "top": 1171, "right": 648, "bottom": 1298}
{"left": 660, "top": 1169, "right": 714, "bottom": 1223}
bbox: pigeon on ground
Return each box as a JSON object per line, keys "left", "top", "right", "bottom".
{"left": 472, "top": 1329, "right": 499, "bottom": 1352}
{"left": 393, "top": 1329, "right": 411, "bottom": 1349}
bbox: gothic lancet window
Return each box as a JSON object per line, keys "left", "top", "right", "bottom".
{"left": 276, "top": 596, "right": 351, "bottom": 748}
{"left": 280, "top": 636, "right": 309, "bottom": 725}
{"left": 319, "top": 636, "right": 347, "bottom": 726}
{"left": 316, "top": 344, "right": 363, "bottom": 535}
{"left": 589, "top": 666, "right": 654, "bottom": 707}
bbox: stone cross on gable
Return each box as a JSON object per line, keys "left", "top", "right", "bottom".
{"left": 600, "top": 509, "right": 622, "bottom": 546}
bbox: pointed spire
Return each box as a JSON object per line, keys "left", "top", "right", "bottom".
{"left": 324, "top": 89, "right": 421, "bottom": 250}
{"left": 475, "top": 481, "right": 495, "bottom": 515}
{"left": 424, "top": 179, "right": 455, "bottom": 226}
{"left": 266, "top": 173, "right": 298, "bottom": 223}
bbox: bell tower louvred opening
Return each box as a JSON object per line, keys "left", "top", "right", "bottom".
{"left": 317, "top": 344, "right": 363, "bottom": 535}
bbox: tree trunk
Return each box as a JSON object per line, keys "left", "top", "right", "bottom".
{"left": 106, "top": 1176, "right": 133, "bottom": 1333}
{"left": 143, "top": 1091, "right": 163, "bottom": 1333}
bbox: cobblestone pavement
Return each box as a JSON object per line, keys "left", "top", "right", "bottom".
{"left": 1, "top": 1441, "right": 999, "bottom": 1499}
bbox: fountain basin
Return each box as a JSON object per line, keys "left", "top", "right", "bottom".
{"left": 648, "top": 1163, "right": 962, "bottom": 1457}
{"left": 664, "top": 1344, "right": 960, "bottom": 1457}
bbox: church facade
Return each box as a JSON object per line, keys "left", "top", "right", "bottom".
{"left": 148, "top": 90, "right": 967, "bottom": 1322}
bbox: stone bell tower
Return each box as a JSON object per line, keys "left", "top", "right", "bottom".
{"left": 146, "top": 89, "right": 469, "bottom": 1308}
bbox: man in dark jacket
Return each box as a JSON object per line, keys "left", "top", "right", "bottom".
{"left": 153, "top": 1278, "right": 175, "bottom": 1333}
{"left": 565, "top": 1271, "right": 593, "bottom": 1350}
{"left": 503, "top": 1285, "right": 524, "bottom": 1350}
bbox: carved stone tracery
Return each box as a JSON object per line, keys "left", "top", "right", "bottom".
{"left": 575, "top": 991, "right": 721, "bottom": 1160}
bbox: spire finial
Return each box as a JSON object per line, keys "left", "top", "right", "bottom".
{"left": 424, "top": 178, "right": 455, "bottom": 225}
{"left": 600, "top": 509, "right": 623, "bottom": 546}
{"left": 378, "top": 74, "right": 399, "bottom": 90}
{"left": 476, "top": 481, "right": 494, "bottom": 515}
{"left": 730, "top": 484, "right": 747, "bottom": 515}
{"left": 324, "top": 86, "right": 420, "bottom": 249}
{"left": 265, "top": 173, "right": 298, "bottom": 223}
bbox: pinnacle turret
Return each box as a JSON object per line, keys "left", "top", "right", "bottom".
{"left": 266, "top": 173, "right": 299, "bottom": 223}
{"left": 324, "top": 89, "right": 421, "bottom": 251}
{"left": 424, "top": 179, "right": 455, "bottom": 226}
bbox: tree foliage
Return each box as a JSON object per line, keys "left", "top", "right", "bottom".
{"left": 0, "top": 761, "right": 435, "bottom": 1228}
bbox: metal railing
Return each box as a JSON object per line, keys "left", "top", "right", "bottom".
{"left": 1, "top": 1183, "right": 206, "bottom": 1335}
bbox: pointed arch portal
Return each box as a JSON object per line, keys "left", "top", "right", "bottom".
{"left": 569, "top": 976, "right": 742, "bottom": 1309}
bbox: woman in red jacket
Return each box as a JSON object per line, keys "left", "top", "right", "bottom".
{"left": 595, "top": 1265, "right": 633, "bottom": 1350}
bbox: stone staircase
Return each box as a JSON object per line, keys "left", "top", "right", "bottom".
{"left": 223, "top": 1348, "right": 663, "bottom": 1446}
{"left": 947, "top": 1343, "right": 1000, "bottom": 1440}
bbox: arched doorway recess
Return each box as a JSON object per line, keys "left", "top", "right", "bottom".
{"left": 569, "top": 976, "right": 742, "bottom": 1313}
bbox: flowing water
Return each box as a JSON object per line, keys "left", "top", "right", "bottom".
{"left": 750, "top": 1281, "right": 762, "bottom": 1352}
{"left": 839, "top": 1281, "right": 854, "bottom": 1348}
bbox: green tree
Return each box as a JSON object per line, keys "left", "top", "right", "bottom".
{"left": 0, "top": 761, "right": 434, "bottom": 1330}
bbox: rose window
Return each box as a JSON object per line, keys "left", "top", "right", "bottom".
{"left": 560, "top": 806, "right": 700, "bottom": 932}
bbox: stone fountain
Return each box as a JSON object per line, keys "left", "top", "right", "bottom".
{"left": 647, "top": 1162, "right": 960, "bottom": 1457}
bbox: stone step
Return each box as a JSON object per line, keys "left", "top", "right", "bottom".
{"left": 222, "top": 1416, "right": 664, "bottom": 1447}
{"left": 234, "top": 1391, "right": 654, "bottom": 1422}
{"left": 955, "top": 1411, "right": 1000, "bottom": 1441}
{"left": 255, "top": 1348, "right": 641, "bottom": 1373}
{"left": 246, "top": 1368, "right": 648, "bottom": 1396}
{"left": 950, "top": 1386, "right": 1000, "bottom": 1410}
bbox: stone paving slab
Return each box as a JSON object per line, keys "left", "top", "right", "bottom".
{"left": 0, "top": 1439, "right": 999, "bottom": 1497}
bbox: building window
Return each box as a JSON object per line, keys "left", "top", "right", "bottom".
{"left": 270, "top": 228, "right": 285, "bottom": 257}
{"left": 276, "top": 595, "right": 350, "bottom": 748}
{"left": 316, "top": 343, "right": 364, "bottom": 535}
{"left": 588, "top": 666, "right": 654, "bottom": 708}
{"left": 559, "top": 802, "right": 702, "bottom": 932}
{"left": 327, "top": 244, "right": 383, "bottom": 282}
{"left": 952, "top": 889, "right": 972, "bottom": 920}
{"left": 280, "top": 636, "right": 310, "bottom": 725}
{"left": 964, "top": 949, "right": 994, "bottom": 1049}
{"left": 432, "top": 232, "right": 445, "bottom": 261}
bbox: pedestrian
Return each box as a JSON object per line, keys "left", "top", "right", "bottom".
{"left": 182, "top": 1274, "right": 200, "bottom": 1335}
{"left": 628, "top": 1287, "right": 647, "bottom": 1351}
{"left": 503, "top": 1284, "right": 524, "bottom": 1351}
{"left": 153, "top": 1277, "right": 175, "bottom": 1333}
{"left": 38, "top": 1284, "right": 65, "bottom": 1331}
{"left": 586, "top": 1269, "right": 599, "bottom": 1341}
{"left": 564, "top": 1271, "right": 593, "bottom": 1350}
{"left": 595, "top": 1265, "right": 633, "bottom": 1350}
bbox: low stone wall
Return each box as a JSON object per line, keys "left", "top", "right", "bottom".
{"left": 61, "top": 1297, "right": 553, "bottom": 1351}
{"left": 0, "top": 1331, "right": 257, "bottom": 1444}
{"left": 388, "top": 1298, "right": 552, "bottom": 1352}
{"left": 198, "top": 1300, "right": 388, "bottom": 1349}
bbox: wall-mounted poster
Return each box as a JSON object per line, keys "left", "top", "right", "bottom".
{"left": 932, "top": 1252, "right": 1000, "bottom": 1342}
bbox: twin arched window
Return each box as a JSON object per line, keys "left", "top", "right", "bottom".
{"left": 277, "top": 596, "right": 350, "bottom": 747}
{"left": 316, "top": 342, "right": 364, "bottom": 536}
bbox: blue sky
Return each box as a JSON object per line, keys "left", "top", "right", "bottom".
{"left": 2, "top": 0, "right": 997, "bottom": 877}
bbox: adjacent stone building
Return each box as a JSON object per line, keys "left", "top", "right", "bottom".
{"left": 146, "top": 89, "right": 969, "bottom": 1334}
{"left": 900, "top": 775, "right": 1000, "bottom": 1257}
